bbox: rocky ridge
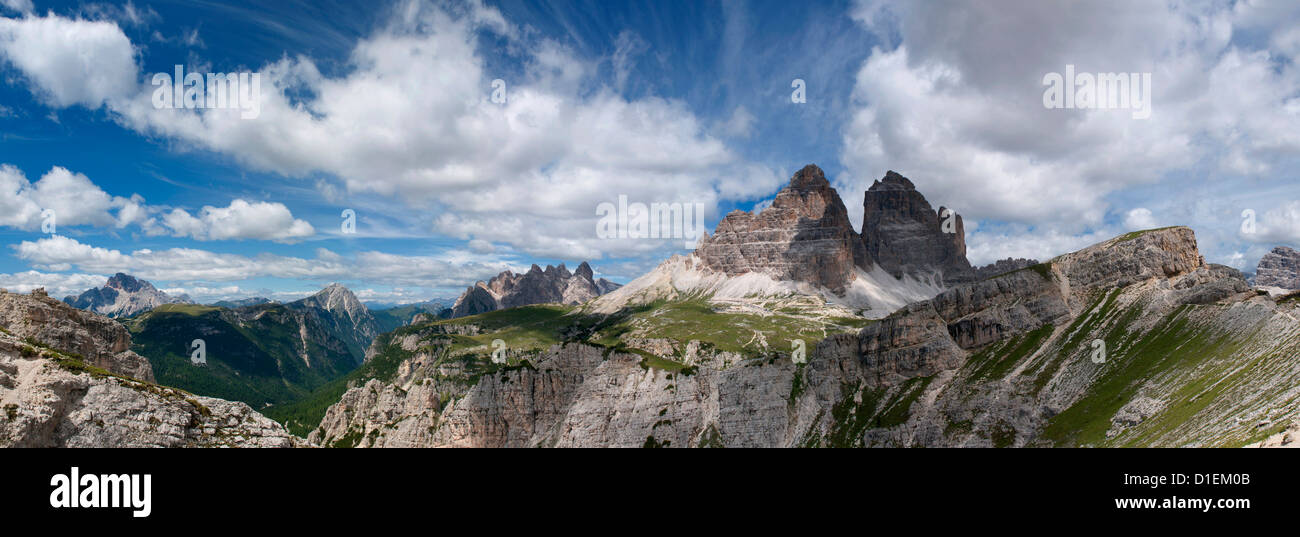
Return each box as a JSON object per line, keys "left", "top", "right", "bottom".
{"left": 860, "top": 170, "right": 973, "bottom": 283}
{"left": 0, "top": 289, "right": 303, "bottom": 447}
{"left": 310, "top": 226, "right": 1299, "bottom": 448}
{"left": 450, "top": 261, "right": 620, "bottom": 318}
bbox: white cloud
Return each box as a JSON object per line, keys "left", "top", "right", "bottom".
{"left": 0, "top": 270, "right": 106, "bottom": 297}
{"left": 0, "top": 163, "right": 314, "bottom": 241}
{"left": 0, "top": 164, "right": 42, "bottom": 228}
{"left": 840, "top": 0, "right": 1300, "bottom": 235}
{"left": 0, "top": 13, "right": 138, "bottom": 108}
{"left": 966, "top": 226, "right": 1120, "bottom": 267}
{"left": 467, "top": 239, "right": 495, "bottom": 254}
{"left": 12, "top": 235, "right": 516, "bottom": 290}
{"left": 164, "top": 199, "right": 315, "bottom": 242}
{"left": 1124, "top": 208, "right": 1158, "bottom": 230}
{"left": 0, "top": 3, "right": 775, "bottom": 261}
{"left": 29, "top": 166, "right": 120, "bottom": 227}
{"left": 717, "top": 105, "right": 756, "bottom": 139}
{"left": 1252, "top": 200, "right": 1300, "bottom": 246}
{"left": 0, "top": 0, "right": 31, "bottom": 16}
{"left": 0, "top": 164, "right": 137, "bottom": 230}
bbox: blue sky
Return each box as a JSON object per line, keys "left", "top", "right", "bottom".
{"left": 0, "top": 0, "right": 1297, "bottom": 303}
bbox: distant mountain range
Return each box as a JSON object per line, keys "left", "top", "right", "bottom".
{"left": 364, "top": 298, "right": 452, "bottom": 311}
{"left": 450, "top": 261, "right": 620, "bottom": 318}
{"left": 63, "top": 273, "right": 192, "bottom": 318}
{"left": 213, "top": 297, "right": 274, "bottom": 308}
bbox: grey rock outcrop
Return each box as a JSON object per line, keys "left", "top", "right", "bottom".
{"left": 63, "top": 273, "right": 191, "bottom": 318}
{"left": 861, "top": 171, "right": 973, "bottom": 284}
{"left": 450, "top": 261, "right": 620, "bottom": 318}
{"left": 1255, "top": 246, "right": 1300, "bottom": 290}
{"left": 971, "top": 258, "right": 1039, "bottom": 280}
{"left": 1, "top": 289, "right": 153, "bottom": 381}
{"left": 0, "top": 290, "right": 303, "bottom": 447}
{"left": 693, "top": 166, "right": 982, "bottom": 296}
{"left": 695, "top": 164, "right": 871, "bottom": 294}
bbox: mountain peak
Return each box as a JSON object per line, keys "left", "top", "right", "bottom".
{"left": 575, "top": 261, "right": 594, "bottom": 281}
{"left": 789, "top": 164, "right": 831, "bottom": 191}
{"left": 871, "top": 170, "right": 917, "bottom": 191}
{"left": 862, "top": 170, "right": 971, "bottom": 283}
{"left": 308, "top": 283, "right": 360, "bottom": 305}
{"left": 1256, "top": 244, "right": 1300, "bottom": 290}
{"left": 695, "top": 164, "right": 868, "bottom": 293}
{"left": 105, "top": 272, "right": 151, "bottom": 293}
{"left": 63, "top": 273, "right": 190, "bottom": 318}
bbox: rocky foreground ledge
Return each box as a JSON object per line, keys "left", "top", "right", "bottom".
{"left": 0, "top": 289, "right": 305, "bottom": 447}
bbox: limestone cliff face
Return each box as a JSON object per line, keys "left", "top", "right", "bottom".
{"left": 1057, "top": 227, "right": 1205, "bottom": 290}
{"left": 861, "top": 171, "right": 972, "bottom": 284}
{"left": 692, "top": 166, "right": 986, "bottom": 298}
{"left": 0, "top": 289, "right": 153, "bottom": 382}
{"left": 0, "top": 289, "right": 303, "bottom": 447}
{"left": 1256, "top": 246, "right": 1300, "bottom": 290}
{"left": 695, "top": 164, "right": 870, "bottom": 294}
{"left": 312, "top": 226, "right": 1298, "bottom": 448}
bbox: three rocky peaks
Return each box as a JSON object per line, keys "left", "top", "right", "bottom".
{"left": 695, "top": 164, "right": 1019, "bottom": 294}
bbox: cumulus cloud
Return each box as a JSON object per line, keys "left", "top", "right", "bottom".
{"left": 0, "top": 13, "right": 138, "bottom": 108}
{"left": 1251, "top": 200, "right": 1300, "bottom": 246}
{"left": 0, "top": 164, "right": 42, "bottom": 228}
{"left": 842, "top": 0, "right": 1300, "bottom": 264}
{"left": 0, "top": 163, "right": 315, "bottom": 241}
{"left": 0, "top": 0, "right": 31, "bottom": 16}
{"left": 1124, "top": 208, "right": 1158, "bottom": 231}
{"left": 0, "top": 2, "right": 777, "bottom": 260}
{"left": 163, "top": 199, "right": 315, "bottom": 242}
{"left": 0, "top": 164, "right": 139, "bottom": 230}
{"left": 0, "top": 270, "right": 107, "bottom": 297}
